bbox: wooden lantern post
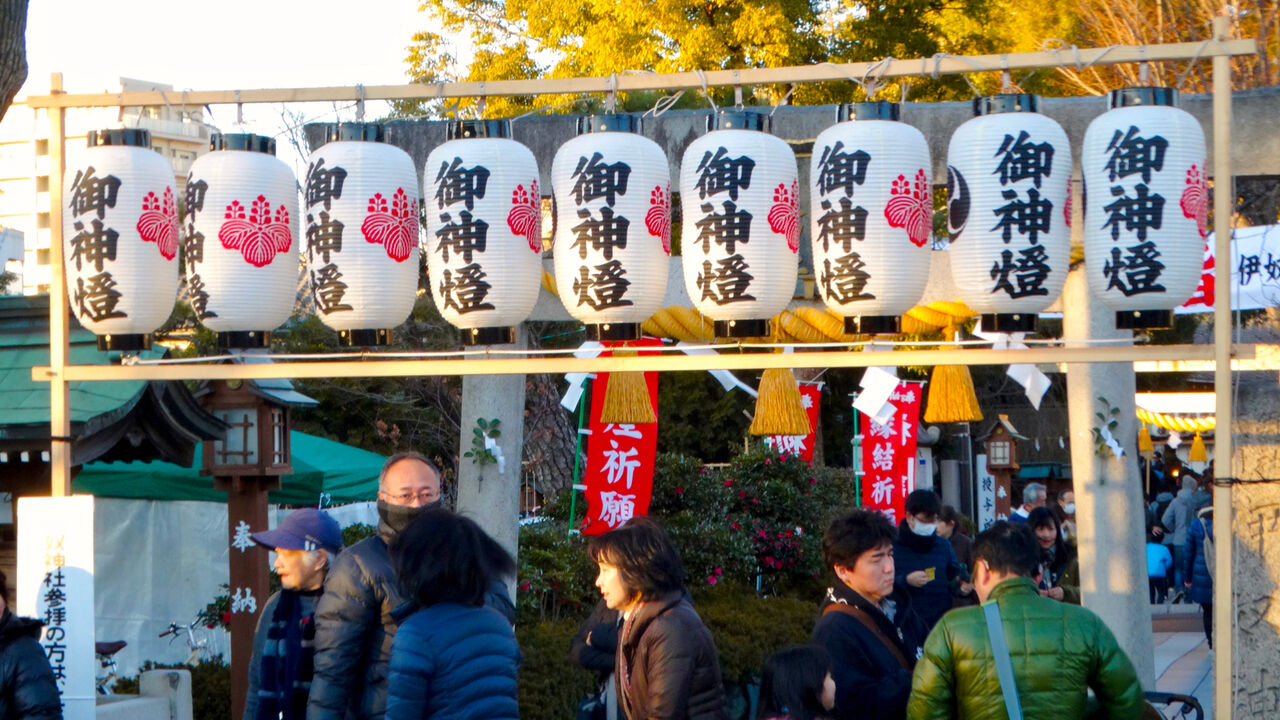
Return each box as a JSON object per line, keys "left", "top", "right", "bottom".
{"left": 199, "top": 379, "right": 292, "bottom": 720}
{"left": 984, "top": 416, "right": 1022, "bottom": 521}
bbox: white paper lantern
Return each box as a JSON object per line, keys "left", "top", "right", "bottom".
{"left": 63, "top": 129, "right": 179, "bottom": 351}
{"left": 551, "top": 115, "right": 670, "bottom": 341}
{"left": 1082, "top": 87, "right": 1207, "bottom": 329}
{"left": 810, "top": 102, "right": 932, "bottom": 335}
{"left": 424, "top": 120, "right": 543, "bottom": 345}
{"left": 303, "top": 123, "right": 420, "bottom": 346}
{"left": 679, "top": 111, "right": 799, "bottom": 338}
{"left": 184, "top": 133, "right": 299, "bottom": 348}
{"left": 946, "top": 95, "right": 1071, "bottom": 333}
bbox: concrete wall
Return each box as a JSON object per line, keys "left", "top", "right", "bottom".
{"left": 96, "top": 668, "right": 193, "bottom": 720}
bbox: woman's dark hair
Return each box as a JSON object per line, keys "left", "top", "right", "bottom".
{"left": 822, "top": 509, "right": 894, "bottom": 570}
{"left": 390, "top": 506, "right": 515, "bottom": 608}
{"left": 587, "top": 517, "right": 686, "bottom": 601}
{"left": 756, "top": 645, "right": 831, "bottom": 720}
{"left": 1027, "top": 506, "right": 1068, "bottom": 562}
{"left": 972, "top": 521, "right": 1040, "bottom": 578}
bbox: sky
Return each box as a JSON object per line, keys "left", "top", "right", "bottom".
{"left": 22, "top": 0, "right": 438, "bottom": 173}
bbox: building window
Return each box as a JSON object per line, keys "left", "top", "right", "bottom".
{"left": 36, "top": 249, "right": 49, "bottom": 265}
{"left": 37, "top": 284, "right": 49, "bottom": 293}
{"left": 35, "top": 140, "right": 48, "bottom": 156}
{"left": 36, "top": 212, "right": 49, "bottom": 229}
{"left": 36, "top": 176, "right": 49, "bottom": 192}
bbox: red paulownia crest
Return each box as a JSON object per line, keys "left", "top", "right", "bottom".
{"left": 1180, "top": 164, "right": 1208, "bottom": 238}
{"left": 645, "top": 184, "right": 672, "bottom": 255}
{"left": 768, "top": 179, "right": 800, "bottom": 252}
{"left": 884, "top": 169, "right": 932, "bottom": 247}
{"left": 137, "top": 187, "right": 180, "bottom": 260}
{"left": 508, "top": 180, "right": 542, "bottom": 252}
{"left": 361, "top": 188, "right": 419, "bottom": 263}
{"left": 218, "top": 194, "right": 292, "bottom": 268}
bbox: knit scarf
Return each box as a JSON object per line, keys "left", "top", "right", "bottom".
{"left": 254, "top": 589, "right": 320, "bottom": 720}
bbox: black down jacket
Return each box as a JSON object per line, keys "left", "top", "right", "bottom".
{"left": 616, "top": 591, "right": 727, "bottom": 720}
{"left": 0, "top": 609, "right": 61, "bottom": 720}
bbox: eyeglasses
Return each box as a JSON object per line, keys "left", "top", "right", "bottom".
{"left": 383, "top": 489, "right": 439, "bottom": 504}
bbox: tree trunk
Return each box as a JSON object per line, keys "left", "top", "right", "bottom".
{"left": 0, "top": 0, "right": 27, "bottom": 123}
{"left": 521, "top": 374, "right": 581, "bottom": 497}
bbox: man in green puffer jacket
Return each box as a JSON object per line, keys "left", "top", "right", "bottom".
{"left": 907, "top": 522, "right": 1145, "bottom": 720}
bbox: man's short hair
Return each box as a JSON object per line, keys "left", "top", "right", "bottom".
{"left": 904, "top": 489, "right": 941, "bottom": 517}
{"left": 587, "top": 517, "right": 686, "bottom": 600}
{"left": 822, "top": 509, "right": 895, "bottom": 570}
{"left": 378, "top": 451, "right": 442, "bottom": 488}
{"left": 972, "top": 521, "right": 1039, "bottom": 578}
{"left": 1022, "top": 483, "right": 1046, "bottom": 506}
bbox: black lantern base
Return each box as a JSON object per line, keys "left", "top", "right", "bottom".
{"left": 217, "top": 331, "right": 272, "bottom": 350}
{"left": 338, "top": 328, "right": 393, "bottom": 347}
{"left": 714, "top": 319, "right": 771, "bottom": 338}
{"left": 461, "top": 326, "right": 517, "bottom": 346}
{"left": 1116, "top": 309, "right": 1173, "bottom": 330}
{"left": 845, "top": 315, "right": 900, "bottom": 335}
{"left": 585, "top": 322, "right": 642, "bottom": 342}
{"left": 97, "top": 333, "right": 151, "bottom": 352}
{"left": 980, "top": 313, "right": 1037, "bottom": 334}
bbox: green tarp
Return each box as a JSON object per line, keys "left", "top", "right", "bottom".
{"left": 74, "top": 431, "right": 385, "bottom": 505}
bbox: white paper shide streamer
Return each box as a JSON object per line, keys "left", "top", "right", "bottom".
{"left": 63, "top": 129, "right": 179, "bottom": 350}
{"left": 679, "top": 111, "right": 799, "bottom": 338}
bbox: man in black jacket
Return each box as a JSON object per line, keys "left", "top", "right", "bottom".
{"left": 0, "top": 569, "right": 61, "bottom": 720}
{"left": 811, "top": 509, "right": 927, "bottom": 720}
{"left": 308, "top": 451, "right": 512, "bottom": 720}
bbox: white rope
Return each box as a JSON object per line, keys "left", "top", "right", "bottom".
{"left": 693, "top": 69, "right": 717, "bottom": 112}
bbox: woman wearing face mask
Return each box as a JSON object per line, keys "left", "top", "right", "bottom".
{"left": 892, "top": 489, "right": 962, "bottom": 632}
{"left": 1054, "top": 489, "right": 1078, "bottom": 545}
{"left": 1028, "top": 506, "right": 1080, "bottom": 604}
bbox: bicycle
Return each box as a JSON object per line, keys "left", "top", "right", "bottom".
{"left": 94, "top": 640, "right": 126, "bottom": 694}
{"left": 158, "top": 617, "right": 213, "bottom": 666}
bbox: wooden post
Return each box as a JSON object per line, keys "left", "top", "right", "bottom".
{"left": 47, "top": 73, "right": 70, "bottom": 497}
{"left": 218, "top": 475, "right": 273, "bottom": 720}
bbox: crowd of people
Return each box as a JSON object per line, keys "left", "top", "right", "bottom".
{"left": 1145, "top": 462, "right": 1216, "bottom": 648}
{"left": 0, "top": 451, "right": 1178, "bottom": 720}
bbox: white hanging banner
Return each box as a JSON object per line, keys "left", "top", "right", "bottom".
{"left": 1179, "top": 225, "right": 1280, "bottom": 314}
{"left": 975, "top": 454, "right": 996, "bottom": 531}
{"left": 17, "top": 496, "right": 96, "bottom": 720}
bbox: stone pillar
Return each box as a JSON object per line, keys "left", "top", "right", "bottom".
{"left": 1229, "top": 371, "right": 1280, "bottom": 716}
{"left": 456, "top": 325, "right": 528, "bottom": 589}
{"left": 1062, "top": 264, "right": 1155, "bottom": 688}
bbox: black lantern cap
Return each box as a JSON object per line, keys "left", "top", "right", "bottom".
{"left": 337, "top": 328, "right": 393, "bottom": 347}
{"left": 447, "top": 120, "right": 511, "bottom": 140}
{"left": 980, "top": 313, "right": 1038, "bottom": 333}
{"left": 1115, "top": 309, "right": 1173, "bottom": 330}
{"left": 576, "top": 114, "right": 641, "bottom": 135}
{"left": 460, "top": 326, "right": 518, "bottom": 346}
{"left": 845, "top": 315, "right": 901, "bottom": 335}
{"left": 216, "top": 331, "right": 272, "bottom": 350}
{"left": 584, "top": 322, "right": 642, "bottom": 342}
{"left": 97, "top": 333, "right": 152, "bottom": 352}
{"left": 1109, "top": 87, "right": 1178, "bottom": 109}
{"left": 707, "top": 110, "right": 769, "bottom": 132}
{"left": 324, "top": 123, "right": 385, "bottom": 143}
{"left": 87, "top": 129, "right": 151, "bottom": 148}
{"left": 210, "top": 133, "right": 277, "bottom": 155}
{"left": 713, "top": 318, "right": 770, "bottom": 338}
{"left": 973, "top": 94, "right": 1041, "bottom": 116}
{"left": 837, "top": 102, "right": 901, "bottom": 122}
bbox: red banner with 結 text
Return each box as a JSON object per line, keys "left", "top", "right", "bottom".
{"left": 859, "top": 382, "right": 923, "bottom": 526}
{"left": 763, "top": 382, "right": 822, "bottom": 464}
{"left": 581, "top": 343, "right": 660, "bottom": 536}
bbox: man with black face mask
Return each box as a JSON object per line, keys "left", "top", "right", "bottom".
{"left": 308, "top": 452, "right": 513, "bottom": 720}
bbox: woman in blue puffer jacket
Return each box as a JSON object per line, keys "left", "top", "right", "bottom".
{"left": 386, "top": 507, "right": 520, "bottom": 720}
{"left": 1184, "top": 506, "right": 1214, "bottom": 648}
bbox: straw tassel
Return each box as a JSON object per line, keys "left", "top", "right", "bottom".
{"left": 749, "top": 367, "right": 811, "bottom": 436}
{"left": 922, "top": 364, "right": 983, "bottom": 423}
{"left": 1138, "top": 422, "right": 1154, "bottom": 456}
{"left": 599, "top": 351, "right": 656, "bottom": 424}
{"left": 1189, "top": 432, "right": 1208, "bottom": 462}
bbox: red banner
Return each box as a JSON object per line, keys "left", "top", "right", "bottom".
{"left": 764, "top": 382, "right": 822, "bottom": 464}
{"left": 581, "top": 346, "right": 660, "bottom": 536}
{"left": 859, "top": 382, "right": 923, "bottom": 526}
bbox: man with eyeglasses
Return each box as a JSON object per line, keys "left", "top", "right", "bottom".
{"left": 308, "top": 451, "right": 443, "bottom": 720}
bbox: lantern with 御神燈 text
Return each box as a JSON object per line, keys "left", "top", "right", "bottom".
{"left": 185, "top": 133, "right": 298, "bottom": 348}
{"left": 810, "top": 102, "right": 931, "bottom": 335}
{"left": 1082, "top": 87, "right": 1208, "bottom": 330}
{"left": 63, "top": 128, "right": 179, "bottom": 351}
{"left": 551, "top": 115, "right": 670, "bottom": 341}
{"left": 946, "top": 95, "right": 1071, "bottom": 334}
{"left": 679, "top": 110, "right": 799, "bottom": 338}
{"left": 304, "top": 123, "right": 420, "bottom": 346}
{"left": 424, "top": 120, "right": 543, "bottom": 346}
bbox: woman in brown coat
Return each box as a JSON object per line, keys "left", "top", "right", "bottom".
{"left": 588, "top": 518, "right": 727, "bottom": 720}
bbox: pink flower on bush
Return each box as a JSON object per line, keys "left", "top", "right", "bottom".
{"left": 724, "top": 479, "right": 734, "bottom": 487}
{"left": 809, "top": 477, "right": 818, "bottom": 485}
{"left": 764, "top": 458, "right": 772, "bottom": 465}
{"left": 519, "top": 582, "right": 531, "bottom": 591}
{"left": 674, "top": 487, "right": 684, "bottom": 495}
{"left": 731, "top": 522, "right": 741, "bottom": 530}
{"left": 707, "top": 575, "right": 718, "bottom": 585}
{"left": 738, "top": 490, "right": 747, "bottom": 499}
{"left": 764, "top": 556, "right": 776, "bottom": 567}
{"left": 757, "top": 530, "right": 768, "bottom": 539}
{"left": 714, "top": 567, "right": 723, "bottom": 576}
{"left": 752, "top": 497, "right": 760, "bottom": 505}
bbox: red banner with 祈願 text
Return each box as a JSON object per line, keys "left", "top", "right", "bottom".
{"left": 581, "top": 345, "right": 660, "bottom": 536}
{"left": 859, "top": 382, "right": 923, "bottom": 526}
{"left": 764, "top": 382, "right": 822, "bottom": 464}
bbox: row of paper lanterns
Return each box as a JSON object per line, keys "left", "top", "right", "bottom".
{"left": 63, "top": 88, "right": 1206, "bottom": 351}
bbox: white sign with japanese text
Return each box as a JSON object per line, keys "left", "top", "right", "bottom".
{"left": 975, "top": 454, "right": 996, "bottom": 531}
{"left": 17, "top": 496, "right": 95, "bottom": 720}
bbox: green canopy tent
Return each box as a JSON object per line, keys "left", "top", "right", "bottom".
{"left": 74, "top": 431, "right": 386, "bottom": 505}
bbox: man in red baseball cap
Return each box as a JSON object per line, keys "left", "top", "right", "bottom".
{"left": 244, "top": 508, "right": 342, "bottom": 720}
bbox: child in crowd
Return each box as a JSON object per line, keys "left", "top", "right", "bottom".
{"left": 756, "top": 645, "right": 835, "bottom": 720}
{"left": 1146, "top": 530, "right": 1173, "bottom": 604}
